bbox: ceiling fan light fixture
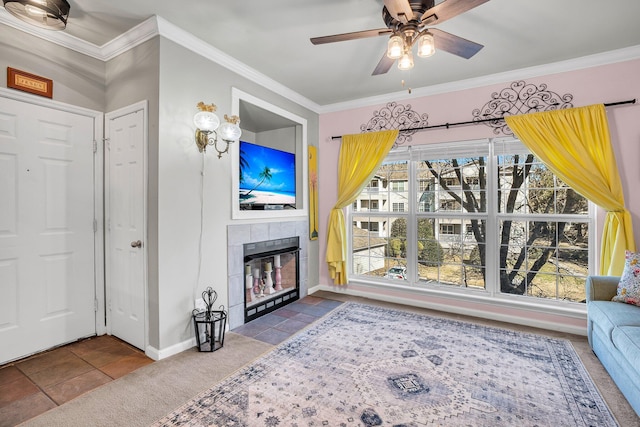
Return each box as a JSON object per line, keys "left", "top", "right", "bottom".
{"left": 398, "top": 50, "right": 414, "bottom": 71}
{"left": 417, "top": 32, "right": 435, "bottom": 58}
{"left": 386, "top": 34, "right": 404, "bottom": 59}
{"left": 3, "top": 0, "right": 70, "bottom": 30}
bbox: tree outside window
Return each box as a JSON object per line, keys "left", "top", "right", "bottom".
{"left": 348, "top": 141, "right": 591, "bottom": 303}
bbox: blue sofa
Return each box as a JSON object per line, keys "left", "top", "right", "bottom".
{"left": 586, "top": 275, "right": 640, "bottom": 417}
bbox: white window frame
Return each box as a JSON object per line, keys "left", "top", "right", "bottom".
{"left": 391, "top": 181, "right": 406, "bottom": 191}
{"left": 392, "top": 202, "right": 405, "bottom": 212}
{"left": 347, "top": 138, "right": 595, "bottom": 310}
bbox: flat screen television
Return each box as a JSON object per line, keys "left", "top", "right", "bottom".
{"left": 239, "top": 141, "right": 296, "bottom": 210}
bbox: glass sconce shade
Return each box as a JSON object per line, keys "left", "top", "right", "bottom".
{"left": 386, "top": 34, "right": 404, "bottom": 59}
{"left": 417, "top": 32, "right": 435, "bottom": 57}
{"left": 219, "top": 122, "right": 242, "bottom": 142}
{"left": 3, "top": 0, "right": 70, "bottom": 30}
{"left": 193, "top": 110, "right": 220, "bottom": 133}
{"left": 194, "top": 104, "right": 240, "bottom": 157}
{"left": 398, "top": 50, "right": 414, "bottom": 71}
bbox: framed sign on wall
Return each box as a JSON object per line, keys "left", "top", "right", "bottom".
{"left": 7, "top": 67, "right": 53, "bottom": 98}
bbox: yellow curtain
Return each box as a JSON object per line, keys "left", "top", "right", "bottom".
{"left": 326, "top": 130, "right": 399, "bottom": 285}
{"left": 505, "top": 104, "right": 635, "bottom": 275}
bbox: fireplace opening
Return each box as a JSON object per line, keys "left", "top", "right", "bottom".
{"left": 243, "top": 236, "right": 299, "bottom": 323}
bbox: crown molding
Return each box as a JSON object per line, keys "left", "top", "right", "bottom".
{"left": 2, "top": 7, "right": 639, "bottom": 115}
{"left": 0, "top": 9, "right": 158, "bottom": 60}
{"left": 317, "top": 44, "right": 640, "bottom": 114}
{"left": 0, "top": 8, "right": 104, "bottom": 59}
{"left": 0, "top": 11, "right": 322, "bottom": 112}
{"left": 101, "top": 17, "right": 160, "bottom": 61}
{"left": 154, "top": 17, "right": 320, "bottom": 113}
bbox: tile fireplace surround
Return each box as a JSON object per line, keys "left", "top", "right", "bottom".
{"left": 227, "top": 220, "right": 308, "bottom": 329}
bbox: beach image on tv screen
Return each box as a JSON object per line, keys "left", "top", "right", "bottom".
{"left": 239, "top": 141, "right": 296, "bottom": 210}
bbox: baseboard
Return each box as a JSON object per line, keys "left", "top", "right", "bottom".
{"left": 307, "top": 285, "right": 323, "bottom": 295}
{"left": 146, "top": 337, "right": 196, "bottom": 361}
{"left": 312, "top": 284, "right": 587, "bottom": 336}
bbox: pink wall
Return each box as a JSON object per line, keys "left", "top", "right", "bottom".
{"left": 317, "top": 58, "right": 640, "bottom": 321}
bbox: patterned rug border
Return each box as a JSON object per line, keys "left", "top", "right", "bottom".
{"left": 154, "top": 302, "right": 618, "bottom": 427}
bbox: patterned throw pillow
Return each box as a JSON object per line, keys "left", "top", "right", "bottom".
{"left": 612, "top": 250, "right": 640, "bottom": 306}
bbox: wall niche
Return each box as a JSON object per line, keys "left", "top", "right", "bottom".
{"left": 231, "top": 88, "right": 308, "bottom": 220}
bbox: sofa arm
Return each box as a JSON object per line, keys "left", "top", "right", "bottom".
{"left": 585, "top": 275, "right": 620, "bottom": 302}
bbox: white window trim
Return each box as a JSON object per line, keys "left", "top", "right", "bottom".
{"left": 347, "top": 138, "right": 595, "bottom": 314}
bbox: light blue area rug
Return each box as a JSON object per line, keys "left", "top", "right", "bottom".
{"left": 154, "top": 303, "right": 617, "bottom": 426}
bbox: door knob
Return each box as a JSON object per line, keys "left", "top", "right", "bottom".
{"left": 131, "top": 240, "right": 142, "bottom": 248}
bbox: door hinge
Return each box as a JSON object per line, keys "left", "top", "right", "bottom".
{"left": 93, "top": 140, "right": 98, "bottom": 153}
{"left": 93, "top": 219, "right": 98, "bottom": 233}
{"left": 94, "top": 299, "right": 99, "bottom": 312}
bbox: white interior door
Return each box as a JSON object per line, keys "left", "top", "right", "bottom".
{"left": 0, "top": 94, "right": 98, "bottom": 364}
{"left": 105, "top": 102, "right": 147, "bottom": 351}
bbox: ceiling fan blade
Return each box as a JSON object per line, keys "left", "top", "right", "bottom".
{"left": 430, "top": 28, "right": 484, "bottom": 59}
{"left": 372, "top": 52, "right": 395, "bottom": 76}
{"left": 384, "top": 0, "right": 414, "bottom": 23}
{"left": 420, "top": 0, "right": 490, "bottom": 26}
{"left": 310, "top": 28, "right": 392, "bottom": 45}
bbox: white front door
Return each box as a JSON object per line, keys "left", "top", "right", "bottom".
{"left": 0, "top": 94, "right": 97, "bottom": 364}
{"left": 105, "top": 102, "right": 147, "bottom": 351}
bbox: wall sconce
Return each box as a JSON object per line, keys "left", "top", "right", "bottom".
{"left": 3, "top": 0, "right": 70, "bottom": 30}
{"left": 194, "top": 102, "right": 242, "bottom": 158}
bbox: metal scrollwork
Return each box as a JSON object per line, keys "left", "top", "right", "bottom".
{"left": 191, "top": 286, "right": 227, "bottom": 320}
{"left": 360, "top": 102, "right": 429, "bottom": 146}
{"left": 472, "top": 80, "right": 574, "bottom": 135}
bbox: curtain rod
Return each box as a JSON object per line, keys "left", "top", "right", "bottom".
{"left": 330, "top": 99, "right": 636, "bottom": 140}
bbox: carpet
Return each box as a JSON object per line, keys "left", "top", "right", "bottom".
{"left": 153, "top": 303, "right": 617, "bottom": 427}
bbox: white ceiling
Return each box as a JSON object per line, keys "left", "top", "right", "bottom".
{"left": 7, "top": 0, "right": 640, "bottom": 108}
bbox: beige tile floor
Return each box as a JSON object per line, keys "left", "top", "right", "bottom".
{"left": 0, "top": 295, "right": 336, "bottom": 427}
{"left": 0, "top": 335, "right": 153, "bottom": 427}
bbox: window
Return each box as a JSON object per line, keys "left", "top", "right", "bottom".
{"left": 496, "top": 152, "right": 589, "bottom": 300}
{"left": 358, "top": 221, "right": 379, "bottom": 232}
{"left": 391, "top": 181, "right": 406, "bottom": 191}
{"left": 466, "top": 177, "right": 480, "bottom": 187}
{"left": 392, "top": 202, "right": 405, "bottom": 212}
{"left": 418, "top": 179, "right": 433, "bottom": 192}
{"left": 359, "top": 200, "right": 379, "bottom": 211}
{"left": 350, "top": 161, "right": 409, "bottom": 280}
{"left": 439, "top": 224, "right": 460, "bottom": 235}
{"left": 440, "top": 200, "right": 461, "bottom": 211}
{"left": 348, "top": 140, "right": 592, "bottom": 304}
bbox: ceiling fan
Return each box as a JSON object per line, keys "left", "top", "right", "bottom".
{"left": 310, "top": 0, "right": 490, "bottom": 75}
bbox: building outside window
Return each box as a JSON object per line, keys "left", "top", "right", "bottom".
{"left": 348, "top": 139, "right": 592, "bottom": 304}
{"left": 391, "top": 181, "right": 406, "bottom": 191}
{"left": 418, "top": 179, "right": 433, "bottom": 192}
{"left": 366, "top": 179, "right": 379, "bottom": 190}
{"left": 440, "top": 200, "right": 461, "bottom": 211}
{"left": 439, "top": 224, "right": 460, "bottom": 235}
